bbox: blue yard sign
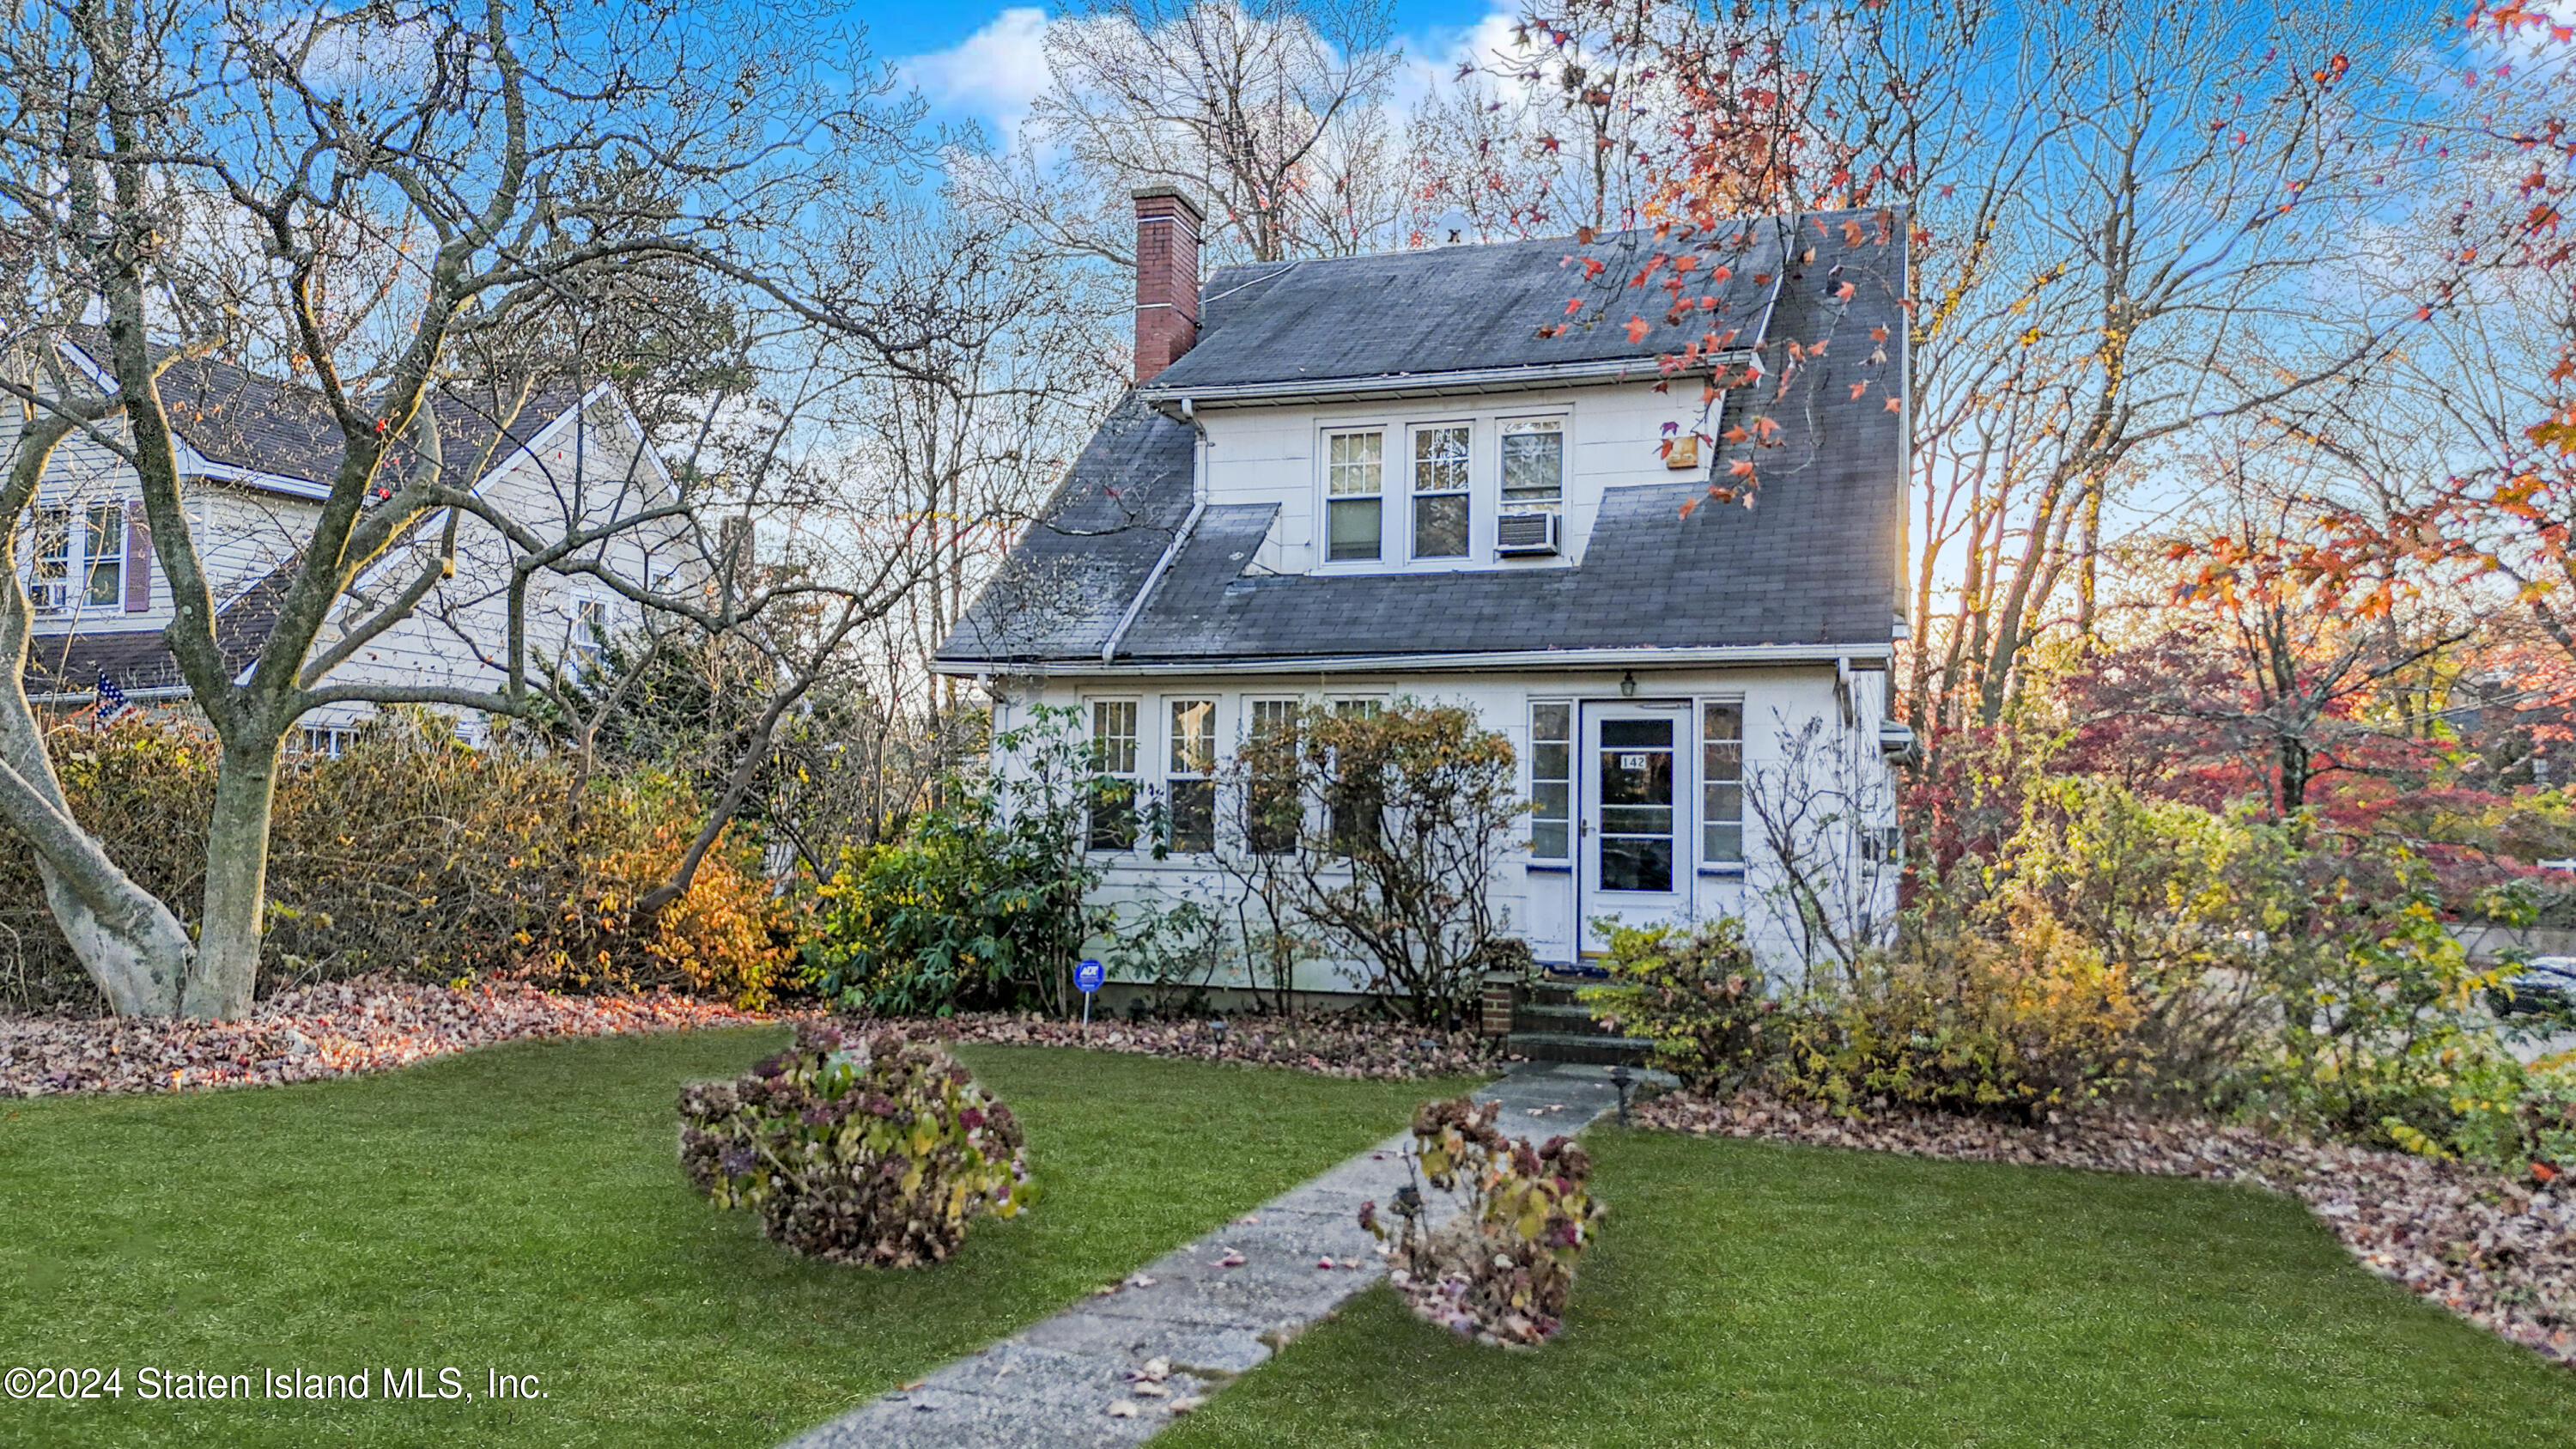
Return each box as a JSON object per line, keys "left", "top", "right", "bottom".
{"left": 1076, "top": 958, "right": 1104, "bottom": 1029}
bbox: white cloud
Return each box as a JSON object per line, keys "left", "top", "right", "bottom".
{"left": 903, "top": 8, "right": 1055, "bottom": 138}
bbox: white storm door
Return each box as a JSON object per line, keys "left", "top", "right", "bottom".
{"left": 1579, "top": 703, "right": 1689, "bottom": 950}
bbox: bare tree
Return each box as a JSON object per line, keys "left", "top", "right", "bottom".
{"left": 956, "top": 0, "right": 1407, "bottom": 266}
{"left": 0, "top": 0, "right": 933, "bottom": 1016}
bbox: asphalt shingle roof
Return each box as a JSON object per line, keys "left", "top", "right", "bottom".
{"left": 1157, "top": 224, "right": 1787, "bottom": 391}
{"left": 938, "top": 207, "right": 1909, "bottom": 670}
{"left": 27, "top": 340, "right": 605, "bottom": 699}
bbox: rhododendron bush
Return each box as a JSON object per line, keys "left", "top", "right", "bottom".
{"left": 1361, "top": 1095, "right": 1600, "bottom": 1346}
{"left": 678, "top": 1022, "right": 1031, "bottom": 1266}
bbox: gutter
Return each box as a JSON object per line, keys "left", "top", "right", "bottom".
{"left": 940, "top": 642, "right": 1894, "bottom": 679}
{"left": 1138, "top": 352, "right": 1754, "bottom": 416}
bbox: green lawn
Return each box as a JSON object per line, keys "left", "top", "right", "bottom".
{"left": 0, "top": 1028, "right": 1480, "bottom": 1448}
{"left": 1165, "top": 1128, "right": 2576, "bottom": 1449}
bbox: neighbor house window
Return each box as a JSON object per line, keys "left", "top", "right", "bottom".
{"left": 1528, "top": 702, "right": 1571, "bottom": 859}
{"left": 573, "top": 598, "right": 607, "bottom": 675}
{"left": 299, "top": 724, "right": 356, "bottom": 758}
{"left": 1326, "top": 430, "right": 1383, "bottom": 562}
{"left": 28, "top": 510, "right": 70, "bottom": 613}
{"left": 1703, "top": 702, "right": 1744, "bottom": 865}
{"left": 82, "top": 505, "right": 123, "bottom": 608}
{"left": 1087, "top": 699, "right": 1139, "bottom": 852}
{"left": 1244, "top": 697, "right": 1300, "bottom": 855}
{"left": 1167, "top": 698, "right": 1217, "bottom": 853}
{"left": 27, "top": 504, "right": 121, "bottom": 615}
{"left": 1500, "top": 417, "right": 1564, "bottom": 511}
{"left": 1411, "top": 424, "right": 1471, "bottom": 557}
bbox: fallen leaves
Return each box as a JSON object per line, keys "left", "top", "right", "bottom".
{"left": 924, "top": 1012, "right": 1504, "bottom": 1081}
{"left": 0, "top": 976, "right": 781, "bottom": 1099}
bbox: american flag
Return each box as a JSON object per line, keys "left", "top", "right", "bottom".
{"left": 94, "top": 672, "right": 137, "bottom": 726}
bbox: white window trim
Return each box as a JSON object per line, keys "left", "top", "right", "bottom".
{"left": 1309, "top": 411, "right": 1581, "bottom": 577}
{"left": 1497, "top": 411, "right": 1571, "bottom": 515}
{"left": 1163, "top": 695, "right": 1221, "bottom": 857}
{"left": 1405, "top": 418, "right": 1476, "bottom": 563}
{"left": 28, "top": 502, "right": 125, "bottom": 618}
{"left": 1085, "top": 696, "right": 1145, "bottom": 855}
{"left": 1320, "top": 423, "right": 1390, "bottom": 568}
{"left": 1527, "top": 696, "right": 1574, "bottom": 869}
{"left": 1698, "top": 695, "right": 1748, "bottom": 876}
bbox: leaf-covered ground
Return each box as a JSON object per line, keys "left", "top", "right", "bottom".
{"left": 1163, "top": 1128, "right": 2576, "bottom": 1449}
{"left": 0, "top": 977, "right": 785, "bottom": 1098}
{"left": 0, "top": 1030, "right": 1481, "bottom": 1448}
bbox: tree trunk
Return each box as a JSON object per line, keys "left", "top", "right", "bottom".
{"left": 185, "top": 741, "right": 283, "bottom": 1020}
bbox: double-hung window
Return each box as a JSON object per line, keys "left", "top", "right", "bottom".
{"left": 573, "top": 599, "right": 608, "bottom": 675}
{"left": 1410, "top": 424, "right": 1471, "bottom": 558}
{"left": 1087, "top": 700, "right": 1140, "bottom": 852}
{"left": 28, "top": 504, "right": 123, "bottom": 616}
{"left": 1327, "top": 697, "right": 1383, "bottom": 854}
{"left": 1244, "top": 698, "right": 1300, "bottom": 855}
{"left": 1326, "top": 431, "right": 1384, "bottom": 562}
{"left": 1528, "top": 702, "right": 1572, "bottom": 860}
{"left": 1167, "top": 698, "right": 1217, "bottom": 853}
{"left": 1500, "top": 418, "right": 1564, "bottom": 512}
{"left": 1702, "top": 702, "right": 1745, "bottom": 866}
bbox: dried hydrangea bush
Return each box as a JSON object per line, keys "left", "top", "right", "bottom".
{"left": 1360, "top": 1095, "right": 1601, "bottom": 1346}
{"left": 678, "top": 1021, "right": 1031, "bottom": 1265}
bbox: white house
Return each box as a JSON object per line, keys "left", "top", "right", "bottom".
{"left": 937, "top": 191, "right": 1912, "bottom": 998}
{"left": 12, "top": 333, "right": 685, "bottom": 749}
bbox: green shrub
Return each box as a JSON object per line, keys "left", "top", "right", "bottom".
{"left": 802, "top": 708, "right": 1105, "bottom": 1018}
{"left": 1360, "top": 1095, "right": 1600, "bottom": 1346}
{"left": 1787, "top": 892, "right": 2146, "bottom": 1119}
{"left": 677, "top": 1021, "right": 1031, "bottom": 1265}
{"left": 1580, "top": 921, "right": 1783, "bottom": 1093}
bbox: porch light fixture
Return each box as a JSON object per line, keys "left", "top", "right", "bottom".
{"left": 1619, "top": 671, "right": 1637, "bottom": 697}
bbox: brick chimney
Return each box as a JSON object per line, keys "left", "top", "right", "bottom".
{"left": 1133, "top": 186, "right": 1202, "bottom": 384}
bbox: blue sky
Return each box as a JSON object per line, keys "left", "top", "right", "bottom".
{"left": 867, "top": 0, "right": 1514, "bottom": 140}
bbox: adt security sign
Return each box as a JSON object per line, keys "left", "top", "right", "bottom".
{"left": 1076, "top": 959, "right": 1105, "bottom": 1028}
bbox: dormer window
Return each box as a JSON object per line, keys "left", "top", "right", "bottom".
{"left": 1502, "top": 417, "right": 1564, "bottom": 511}
{"left": 1326, "top": 430, "right": 1384, "bottom": 562}
{"left": 1410, "top": 424, "right": 1471, "bottom": 557}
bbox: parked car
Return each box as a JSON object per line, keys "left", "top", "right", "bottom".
{"left": 2488, "top": 957, "right": 2576, "bottom": 1018}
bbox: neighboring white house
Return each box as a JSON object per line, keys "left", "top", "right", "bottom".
{"left": 11, "top": 333, "right": 688, "bottom": 748}
{"left": 938, "top": 192, "right": 1914, "bottom": 994}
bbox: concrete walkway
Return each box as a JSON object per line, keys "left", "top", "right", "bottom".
{"left": 783, "top": 1062, "right": 1627, "bottom": 1449}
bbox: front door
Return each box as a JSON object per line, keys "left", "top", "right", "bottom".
{"left": 1579, "top": 703, "right": 1688, "bottom": 951}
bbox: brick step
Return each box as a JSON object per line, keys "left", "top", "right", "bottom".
{"left": 1506, "top": 1031, "right": 1649, "bottom": 1066}
{"left": 1510, "top": 1002, "right": 1616, "bottom": 1036}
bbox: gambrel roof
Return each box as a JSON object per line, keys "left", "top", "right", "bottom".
{"left": 938, "top": 208, "right": 1909, "bottom": 673}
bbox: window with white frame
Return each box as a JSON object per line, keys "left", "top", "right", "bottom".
{"left": 1410, "top": 424, "right": 1471, "bottom": 558}
{"left": 1087, "top": 699, "right": 1139, "bottom": 852}
{"left": 28, "top": 504, "right": 122, "bottom": 615}
{"left": 573, "top": 598, "right": 608, "bottom": 675}
{"left": 1167, "top": 698, "right": 1217, "bottom": 853}
{"left": 1244, "top": 697, "right": 1300, "bottom": 855}
{"left": 1500, "top": 417, "right": 1564, "bottom": 511}
{"left": 1327, "top": 696, "right": 1383, "bottom": 854}
{"left": 1702, "top": 702, "right": 1745, "bottom": 866}
{"left": 299, "top": 724, "right": 357, "bottom": 758}
{"left": 1326, "top": 430, "right": 1384, "bottom": 562}
{"left": 1528, "top": 701, "right": 1571, "bottom": 859}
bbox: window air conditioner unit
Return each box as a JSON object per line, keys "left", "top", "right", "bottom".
{"left": 1494, "top": 511, "right": 1559, "bottom": 556}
